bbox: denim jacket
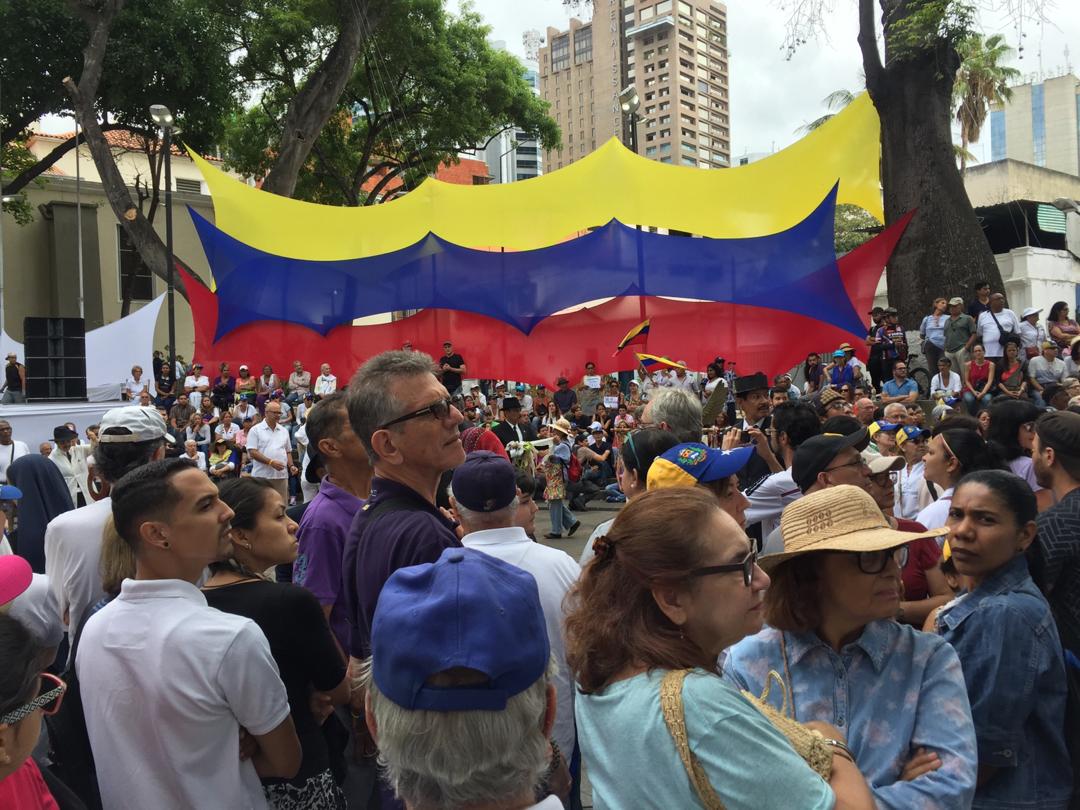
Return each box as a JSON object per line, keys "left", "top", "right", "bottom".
{"left": 938, "top": 555, "right": 1073, "bottom": 809}
{"left": 725, "top": 620, "right": 977, "bottom": 809}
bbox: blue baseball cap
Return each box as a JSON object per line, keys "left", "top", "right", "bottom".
{"left": 0, "top": 485, "right": 21, "bottom": 500}
{"left": 451, "top": 451, "right": 517, "bottom": 512}
{"left": 647, "top": 443, "right": 754, "bottom": 490}
{"left": 371, "top": 547, "right": 549, "bottom": 712}
{"left": 868, "top": 420, "right": 900, "bottom": 438}
{"left": 897, "top": 425, "right": 929, "bottom": 445}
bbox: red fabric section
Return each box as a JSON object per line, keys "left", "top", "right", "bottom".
{"left": 182, "top": 214, "right": 911, "bottom": 385}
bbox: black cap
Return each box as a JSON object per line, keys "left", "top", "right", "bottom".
{"left": 791, "top": 427, "right": 869, "bottom": 494}
{"left": 53, "top": 425, "right": 78, "bottom": 442}
{"left": 733, "top": 372, "right": 769, "bottom": 396}
{"left": 501, "top": 397, "right": 522, "bottom": 411}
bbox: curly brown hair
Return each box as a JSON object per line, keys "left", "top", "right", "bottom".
{"left": 564, "top": 487, "right": 725, "bottom": 694}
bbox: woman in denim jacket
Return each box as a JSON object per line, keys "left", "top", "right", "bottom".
{"left": 938, "top": 469, "right": 1072, "bottom": 809}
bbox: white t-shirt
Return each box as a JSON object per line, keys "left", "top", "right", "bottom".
{"left": 233, "top": 403, "right": 258, "bottom": 423}
{"left": 247, "top": 421, "right": 293, "bottom": 480}
{"left": 0, "top": 439, "right": 30, "bottom": 483}
{"left": 915, "top": 486, "right": 955, "bottom": 533}
{"left": 215, "top": 423, "right": 241, "bottom": 443}
{"left": 743, "top": 468, "right": 802, "bottom": 541}
{"left": 44, "top": 497, "right": 111, "bottom": 641}
{"left": 461, "top": 527, "right": 580, "bottom": 757}
{"left": 929, "top": 371, "right": 962, "bottom": 397}
{"left": 183, "top": 374, "right": 210, "bottom": 408}
{"left": 975, "top": 309, "right": 1020, "bottom": 357}
{"left": 182, "top": 452, "right": 208, "bottom": 472}
{"left": 77, "top": 578, "right": 290, "bottom": 810}
{"left": 124, "top": 376, "right": 148, "bottom": 398}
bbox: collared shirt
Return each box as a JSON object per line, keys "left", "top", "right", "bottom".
{"left": 883, "top": 378, "right": 919, "bottom": 399}
{"left": 744, "top": 468, "right": 801, "bottom": 541}
{"left": 915, "top": 486, "right": 954, "bottom": 534}
{"left": 938, "top": 555, "right": 1072, "bottom": 809}
{"left": 288, "top": 370, "right": 311, "bottom": 393}
{"left": 895, "top": 460, "right": 926, "bottom": 520}
{"left": 1032, "top": 488, "right": 1080, "bottom": 651}
{"left": 944, "top": 313, "right": 977, "bottom": 352}
{"left": 44, "top": 497, "right": 111, "bottom": 644}
{"left": 725, "top": 621, "right": 977, "bottom": 810}
{"left": 77, "top": 579, "right": 290, "bottom": 810}
{"left": 920, "top": 313, "right": 948, "bottom": 348}
{"left": 49, "top": 444, "right": 91, "bottom": 505}
{"left": 247, "top": 421, "right": 292, "bottom": 479}
{"left": 461, "top": 526, "right": 580, "bottom": 757}
{"left": 342, "top": 476, "right": 460, "bottom": 659}
{"left": 313, "top": 374, "right": 337, "bottom": 396}
{"left": 294, "top": 476, "right": 364, "bottom": 651}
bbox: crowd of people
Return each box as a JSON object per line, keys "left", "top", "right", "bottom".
{"left": 0, "top": 280, "right": 1079, "bottom": 810}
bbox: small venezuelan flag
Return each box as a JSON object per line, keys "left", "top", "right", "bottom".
{"left": 636, "top": 353, "right": 687, "bottom": 372}
{"left": 612, "top": 319, "right": 651, "bottom": 356}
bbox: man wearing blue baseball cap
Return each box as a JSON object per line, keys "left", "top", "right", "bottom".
{"left": 364, "top": 547, "right": 568, "bottom": 809}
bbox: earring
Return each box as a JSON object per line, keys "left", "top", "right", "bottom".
{"left": 162, "top": 541, "right": 170, "bottom": 549}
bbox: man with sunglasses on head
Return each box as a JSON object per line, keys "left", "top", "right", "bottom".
{"left": 342, "top": 351, "right": 466, "bottom": 810}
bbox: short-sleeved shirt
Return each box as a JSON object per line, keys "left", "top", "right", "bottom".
{"left": 438, "top": 353, "right": 465, "bottom": 393}
{"left": 938, "top": 556, "right": 1072, "bottom": 809}
{"left": 920, "top": 313, "right": 947, "bottom": 349}
{"left": 247, "top": 421, "right": 293, "bottom": 479}
{"left": 726, "top": 622, "right": 977, "bottom": 809}
{"left": 169, "top": 402, "right": 195, "bottom": 427}
{"left": 294, "top": 476, "right": 364, "bottom": 650}
{"left": 876, "top": 324, "right": 908, "bottom": 360}
{"left": 342, "top": 477, "right": 460, "bottom": 659}
{"left": 78, "top": 578, "right": 290, "bottom": 809}
{"left": 976, "top": 309, "right": 1021, "bottom": 358}
{"left": 44, "top": 497, "right": 111, "bottom": 643}
{"left": 0, "top": 439, "right": 30, "bottom": 483}
{"left": 900, "top": 533, "right": 942, "bottom": 602}
{"left": 943, "top": 314, "right": 977, "bottom": 352}
{"left": 882, "top": 378, "right": 919, "bottom": 399}
{"left": 288, "top": 370, "right": 312, "bottom": 394}
{"left": 204, "top": 579, "right": 347, "bottom": 786}
{"left": 575, "top": 668, "right": 835, "bottom": 810}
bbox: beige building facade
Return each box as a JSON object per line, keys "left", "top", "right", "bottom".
{"left": 990, "top": 73, "right": 1080, "bottom": 177}
{"left": 1, "top": 132, "right": 239, "bottom": 354}
{"left": 539, "top": 0, "right": 730, "bottom": 172}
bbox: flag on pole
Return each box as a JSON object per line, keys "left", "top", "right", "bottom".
{"left": 612, "top": 319, "right": 651, "bottom": 356}
{"left": 635, "top": 353, "right": 687, "bottom": 372}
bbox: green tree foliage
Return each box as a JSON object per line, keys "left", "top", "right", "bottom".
{"left": 953, "top": 33, "right": 1020, "bottom": 170}
{"left": 222, "top": 0, "right": 560, "bottom": 205}
{"left": 834, "top": 203, "right": 880, "bottom": 256}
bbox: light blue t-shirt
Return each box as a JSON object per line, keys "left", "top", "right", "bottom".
{"left": 575, "top": 668, "right": 835, "bottom": 810}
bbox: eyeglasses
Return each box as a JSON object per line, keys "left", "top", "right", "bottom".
{"left": 689, "top": 549, "right": 758, "bottom": 587}
{"left": 868, "top": 470, "right": 898, "bottom": 487}
{"left": 0, "top": 673, "right": 66, "bottom": 725}
{"left": 822, "top": 457, "right": 870, "bottom": 475}
{"left": 378, "top": 397, "right": 455, "bottom": 430}
{"left": 853, "top": 545, "right": 909, "bottom": 575}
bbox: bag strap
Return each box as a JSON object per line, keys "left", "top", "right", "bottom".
{"left": 659, "top": 670, "right": 727, "bottom": 810}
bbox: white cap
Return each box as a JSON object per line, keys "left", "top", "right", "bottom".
{"left": 589, "top": 421, "right": 604, "bottom": 431}
{"left": 1022, "top": 306, "right": 1042, "bottom": 319}
{"left": 97, "top": 406, "right": 175, "bottom": 444}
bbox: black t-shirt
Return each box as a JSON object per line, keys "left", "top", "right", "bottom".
{"left": 439, "top": 353, "right": 465, "bottom": 392}
{"left": 203, "top": 579, "right": 346, "bottom": 784}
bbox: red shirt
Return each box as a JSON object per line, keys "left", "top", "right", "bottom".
{"left": 0, "top": 758, "right": 60, "bottom": 810}
{"left": 896, "top": 518, "right": 942, "bottom": 601}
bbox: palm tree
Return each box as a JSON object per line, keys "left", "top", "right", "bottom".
{"left": 799, "top": 89, "right": 858, "bottom": 134}
{"left": 953, "top": 34, "right": 1021, "bottom": 171}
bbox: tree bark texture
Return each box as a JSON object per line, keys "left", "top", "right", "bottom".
{"left": 859, "top": 0, "right": 1003, "bottom": 327}
{"left": 259, "top": 0, "right": 372, "bottom": 198}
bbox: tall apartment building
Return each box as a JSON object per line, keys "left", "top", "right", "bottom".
{"left": 990, "top": 73, "right": 1080, "bottom": 176}
{"left": 538, "top": 0, "right": 730, "bottom": 172}
{"left": 484, "top": 43, "right": 544, "bottom": 183}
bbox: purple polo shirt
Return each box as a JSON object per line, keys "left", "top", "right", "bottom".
{"left": 293, "top": 476, "right": 363, "bottom": 651}
{"left": 342, "top": 476, "right": 460, "bottom": 659}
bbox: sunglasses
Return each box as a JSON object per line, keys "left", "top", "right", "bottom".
{"left": 378, "top": 397, "right": 455, "bottom": 430}
{"left": 852, "top": 545, "right": 909, "bottom": 575}
{"left": 688, "top": 549, "right": 758, "bottom": 587}
{"left": 0, "top": 673, "right": 66, "bottom": 725}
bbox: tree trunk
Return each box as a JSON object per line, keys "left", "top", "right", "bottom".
{"left": 259, "top": 0, "right": 370, "bottom": 198}
{"left": 61, "top": 0, "right": 196, "bottom": 299}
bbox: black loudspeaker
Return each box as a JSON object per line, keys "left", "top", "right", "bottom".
{"left": 24, "top": 317, "right": 87, "bottom": 402}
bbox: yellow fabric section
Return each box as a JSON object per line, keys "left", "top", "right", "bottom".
{"left": 193, "top": 92, "right": 881, "bottom": 261}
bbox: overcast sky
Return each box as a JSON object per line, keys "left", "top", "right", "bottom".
{"left": 469, "top": 0, "right": 1080, "bottom": 164}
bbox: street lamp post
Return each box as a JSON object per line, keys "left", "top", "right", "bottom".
{"left": 619, "top": 85, "right": 641, "bottom": 155}
{"left": 149, "top": 104, "right": 176, "bottom": 382}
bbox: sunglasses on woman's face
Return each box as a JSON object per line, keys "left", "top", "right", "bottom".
{"left": 0, "top": 673, "right": 66, "bottom": 725}
{"left": 852, "top": 545, "right": 909, "bottom": 575}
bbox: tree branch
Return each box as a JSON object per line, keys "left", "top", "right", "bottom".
{"left": 1, "top": 123, "right": 126, "bottom": 196}
{"left": 858, "top": 0, "right": 885, "bottom": 94}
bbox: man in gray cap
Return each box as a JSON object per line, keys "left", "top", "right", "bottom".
{"left": 943, "top": 297, "right": 976, "bottom": 374}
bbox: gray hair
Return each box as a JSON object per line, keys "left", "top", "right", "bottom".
{"left": 646, "top": 388, "right": 702, "bottom": 443}
{"left": 364, "top": 657, "right": 554, "bottom": 810}
{"left": 347, "top": 351, "right": 439, "bottom": 460}
{"left": 449, "top": 484, "right": 518, "bottom": 530}
{"left": 883, "top": 403, "right": 907, "bottom": 422}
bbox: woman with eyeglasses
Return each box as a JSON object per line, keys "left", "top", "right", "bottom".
{"left": 568, "top": 487, "right": 877, "bottom": 810}
{"left": 0, "top": 613, "right": 69, "bottom": 809}
{"left": 725, "top": 485, "right": 978, "bottom": 809}
{"left": 915, "top": 429, "right": 1004, "bottom": 531}
{"left": 937, "top": 470, "right": 1072, "bottom": 809}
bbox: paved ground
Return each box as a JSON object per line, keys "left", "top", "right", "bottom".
{"left": 536, "top": 499, "right": 623, "bottom": 561}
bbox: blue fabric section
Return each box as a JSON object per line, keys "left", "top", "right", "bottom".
{"left": 193, "top": 186, "right": 864, "bottom": 340}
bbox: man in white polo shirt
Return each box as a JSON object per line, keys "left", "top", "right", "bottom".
{"left": 78, "top": 457, "right": 300, "bottom": 809}
{"left": 246, "top": 399, "right": 296, "bottom": 502}
{"left": 45, "top": 406, "right": 172, "bottom": 653}
{"left": 451, "top": 451, "right": 580, "bottom": 776}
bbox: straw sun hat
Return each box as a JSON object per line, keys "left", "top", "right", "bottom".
{"left": 760, "top": 484, "right": 943, "bottom": 572}
{"left": 550, "top": 418, "right": 574, "bottom": 437}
